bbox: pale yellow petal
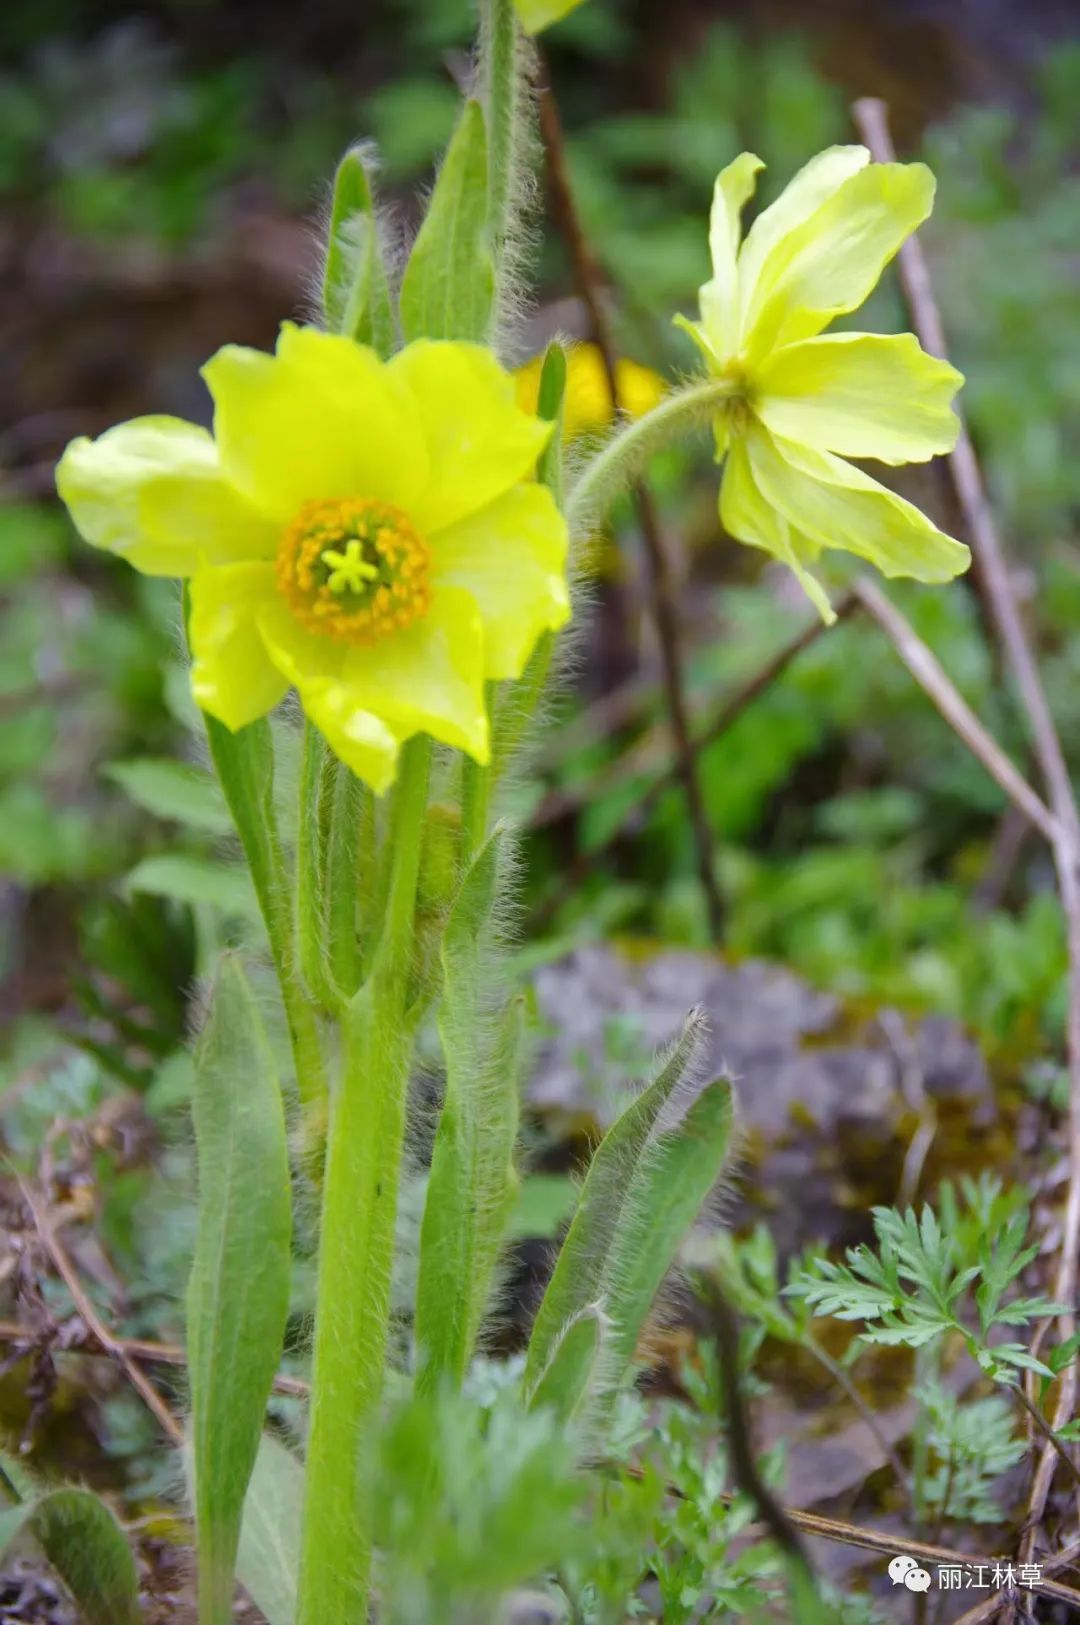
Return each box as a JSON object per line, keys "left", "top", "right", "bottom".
{"left": 336, "top": 585, "right": 489, "bottom": 762}
{"left": 754, "top": 332, "right": 963, "bottom": 465}
{"left": 736, "top": 145, "right": 869, "bottom": 329}
{"left": 56, "top": 417, "right": 277, "bottom": 577}
{"left": 719, "top": 439, "right": 837, "bottom": 623}
{"left": 430, "top": 483, "right": 570, "bottom": 680}
{"left": 698, "top": 153, "right": 764, "bottom": 361}
{"left": 202, "top": 323, "right": 428, "bottom": 521}
{"left": 189, "top": 563, "right": 289, "bottom": 729}
{"left": 297, "top": 681, "right": 403, "bottom": 794}
{"left": 742, "top": 161, "right": 935, "bottom": 359}
{"left": 390, "top": 341, "right": 551, "bottom": 533}
{"left": 747, "top": 423, "right": 971, "bottom": 584}
{"left": 256, "top": 599, "right": 346, "bottom": 690}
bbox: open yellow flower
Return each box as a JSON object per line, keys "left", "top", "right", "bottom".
{"left": 677, "top": 147, "right": 970, "bottom": 621}
{"left": 513, "top": 0, "right": 586, "bottom": 33}
{"left": 516, "top": 344, "right": 665, "bottom": 441}
{"left": 56, "top": 324, "right": 570, "bottom": 792}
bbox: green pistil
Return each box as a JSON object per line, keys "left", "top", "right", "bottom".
{"left": 321, "top": 538, "right": 379, "bottom": 596}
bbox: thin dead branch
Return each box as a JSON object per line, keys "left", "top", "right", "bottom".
{"left": 853, "top": 95, "right": 1080, "bottom": 1574}
{"left": 19, "top": 1180, "right": 185, "bottom": 1447}
{"left": 536, "top": 61, "right": 725, "bottom": 941}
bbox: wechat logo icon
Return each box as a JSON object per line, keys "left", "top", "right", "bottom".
{"left": 889, "top": 1555, "right": 933, "bottom": 1593}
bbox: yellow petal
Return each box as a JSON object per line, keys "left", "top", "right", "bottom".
{"left": 736, "top": 145, "right": 869, "bottom": 327}
{"left": 56, "top": 417, "right": 277, "bottom": 577}
{"left": 255, "top": 601, "right": 403, "bottom": 792}
{"left": 513, "top": 0, "right": 586, "bottom": 32}
{"left": 202, "top": 323, "right": 427, "bottom": 521}
{"left": 390, "top": 341, "right": 551, "bottom": 532}
{"left": 430, "top": 483, "right": 570, "bottom": 680}
{"left": 336, "top": 586, "right": 488, "bottom": 762}
{"left": 295, "top": 681, "right": 403, "bottom": 795}
{"left": 742, "top": 161, "right": 935, "bottom": 359}
{"left": 698, "top": 152, "right": 764, "bottom": 361}
{"left": 189, "top": 563, "right": 289, "bottom": 729}
{"left": 747, "top": 423, "right": 971, "bottom": 585}
{"left": 755, "top": 332, "right": 963, "bottom": 465}
{"left": 720, "top": 438, "right": 837, "bottom": 624}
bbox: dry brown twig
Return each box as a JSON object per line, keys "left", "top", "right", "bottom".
{"left": 535, "top": 60, "right": 725, "bottom": 942}
{"left": 853, "top": 92, "right": 1080, "bottom": 1602}
{"left": 18, "top": 1179, "right": 185, "bottom": 1447}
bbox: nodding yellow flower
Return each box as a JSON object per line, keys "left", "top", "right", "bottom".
{"left": 513, "top": 0, "right": 586, "bottom": 33}
{"left": 56, "top": 325, "right": 570, "bottom": 792}
{"left": 677, "top": 147, "right": 970, "bottom": 622}
{"left": 516, "top": 344, "right": 665, "bottom": 441}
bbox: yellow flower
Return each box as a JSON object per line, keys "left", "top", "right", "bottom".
{"left": 516, "top": 344, "right": 665, "bottom": 441}
{"left": 677, "top": 147, "right": 970, "bottom": 622}
{"left": 56, "top": 324, "right": 570, "bottom": 792}
{"left": 513, "top": 0, "right": 586, "bottom": 33}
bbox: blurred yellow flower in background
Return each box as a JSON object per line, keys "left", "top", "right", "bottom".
{"left": 513, "top": 0, "right": 587, "bottom": 34}
{"left": 516, "top": 343, "right": 665, "bottom": 441}
{"left": 677, "top": 146, "right": 970, "bottom": 621}
{"left": 57, "top": 325, "right": 570, "bottom": 791}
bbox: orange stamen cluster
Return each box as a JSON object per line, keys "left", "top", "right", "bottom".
{"left": 275, "top": 497, "right": 431, "bottom": 646}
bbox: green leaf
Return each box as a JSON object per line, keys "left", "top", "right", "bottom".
{"left": 0, "top": 1487, "right": 140, "bottom": 1625}
{"left": 524, "top": 1011, "right": 705, "bottom": 1398}
{"left": 415, "top": 831, "right": 521, "bottom": 1389}
{"left": 322, "top": 146, "right": 395, "bottom": 355}
{"left": 125, "top": 854, "right": 259, "bottom": 920}
{"left": 187, "top": 955, "right": 293, "bottom": 1625}
{"left": 536, "top": 341, "right": 568, "bottom": 504}
{"left": 104, "top": 758, "right": 231, "bottom": 835}
{"left": 599, "top": 1076, "right": 735, "bottom": 1384}
{"left": 235, "top": 1434, "right": 304, "bottom": 1625}
{"left": 399, "top": 99, "right": 494, "bottom": 343}
{"left": 527, "top": 1302, "right": 609, "bottom": 1423}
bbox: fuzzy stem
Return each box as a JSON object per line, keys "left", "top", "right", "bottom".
{"left": 567, "top": 376, "right": 738, "bottom": 534}
{"left": 297, "top": 737, "right": 431, "bottom": 1625}
{"left": 483, "top": 0, "right": 520, "bottom": 285}
{"left": 325, "top": 760, "right": 366, "bottom": 1000}
{"left": 296, "top": 721, "right": 336, "bottom": 1011}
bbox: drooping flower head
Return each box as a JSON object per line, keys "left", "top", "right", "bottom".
{"left": 516, "top": 343, "right": 665, "bottom": 442}
{"left": 678, "top": 146, "right": 970, "bottom": 620}
{"left": 56, "top": 327, "right": 570, "bottom": 792}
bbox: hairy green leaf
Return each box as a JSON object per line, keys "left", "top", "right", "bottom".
{"left": 235, "top": 1434, "right": 304, "bottom": 1625}
{"left": 526, "top": 1302, "right": 609, "bottom": 1423}
{"left": 0, "top": 1487, "right": 140, "bottom": 1625}
{"left": 322, "top": 146, "right": 395, "bottom": 355}
{"left": 187, "top": 955, "right": 293, "bottom": 1625}
{"left": 415, "top": 830, "right": 521, "bottom": 1389}
{"left": 524, "top": 1011, "right": 706, "bottom": 1397}
{"left": 399, "top": 99, "right": 494, "bottom": 343}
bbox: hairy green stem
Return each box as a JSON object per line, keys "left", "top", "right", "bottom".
{"left": 296, "top": 721, "right": 336, "bottom": 1010}
{"left": 325, "top": 761, "right": 366, "bottom": 999}
{"left": 567, "top": 376, "right": 738, "bottom": 534}
{"left": 297, "top": 737, "right": 431, "bottom": 1625}
{"left": 483, "top": 0, "right": 520, "bottom": 293}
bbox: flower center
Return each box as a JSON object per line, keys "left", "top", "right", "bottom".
{"left": 275, "top": 497, "right": 431, "bottom": 645}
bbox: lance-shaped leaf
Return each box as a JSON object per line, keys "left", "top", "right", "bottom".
{"left": 536, "top": 341, "right": 568, "bottom": 503}
{"left": 322, "top": 146, "right": 395, "bottom": 356}
{"left": 187, "top": 955, "right": 293, "bottom": 1625}
{"left": 415, "top": 830, "right": 521, "bottom": 1389}
{"left": 399, "top": 99, "right": 494, "bottom": 344}
{"left": 0, "top": 1486, "right": 140, "bottom": 1625}
{"left": 235, "top": 1433, "right": 305, "bottom": 1625}
{"left": 519, "top": 1014, "right": 734, "bottom": 1423}
{"left": 600, "top": 1075, "right": 735, "bottom": 1386}
{"left": 526, "top": 1302, "right": 610, "bottom": 1423}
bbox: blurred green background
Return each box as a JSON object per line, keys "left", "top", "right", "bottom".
{"left": 1, "top": 0, "right": 1078, "bottom": 1092}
